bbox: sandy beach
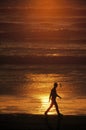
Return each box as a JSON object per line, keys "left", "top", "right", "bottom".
{"left": 0, "top": 114, "right": 86, "bottom": 130}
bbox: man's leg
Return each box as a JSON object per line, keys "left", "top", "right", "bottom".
{"left": 45, "top": 102, "right": 53, "bottom": 115}
{"left": 54, "top": 101, "right": 60, "bottom": 114}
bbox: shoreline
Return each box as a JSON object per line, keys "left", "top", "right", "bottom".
{"left": 0, "top": 114, "right": 86, "bottom": 130}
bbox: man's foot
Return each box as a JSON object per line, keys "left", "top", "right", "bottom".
{"left": 44, "top": 111, "right": 47, "bottom": 115}
{"left": 58, "top": 113, "right": 63, "bottom": 117}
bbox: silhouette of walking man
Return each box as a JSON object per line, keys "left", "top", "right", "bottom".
{"left": 45, "top": 82, "right": 62, "bottom": 115}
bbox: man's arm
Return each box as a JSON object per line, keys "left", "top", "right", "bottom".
{"left": 57, "top": 94, "right": 61, "bottom": 99}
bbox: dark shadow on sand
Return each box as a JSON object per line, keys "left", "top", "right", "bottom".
{"left": 0, "top": 114, "right": 86, "bottom": 130}
{"left": 44, "top": 115, "right": 63, "bottom": 130}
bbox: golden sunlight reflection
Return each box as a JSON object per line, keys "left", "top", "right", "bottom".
{"left": 1, "top": 73, "right": 86, "bottom": 115}
{"left": 29, "top": 0, "right": 58, "bottom": 22}
{"left": 25, "top": 73, "right": 64, "bottom": 114}
{"left": 25, "top": 73, "right": 62, "bottom": 84}
{"left": 32, "top": 0, "right": 57, "bottom": 9}
{"left": 39, "top": 94, "right": 57, "bottom": 115}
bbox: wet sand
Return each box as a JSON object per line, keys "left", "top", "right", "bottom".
{"left": 0, "top": 114, "right": 86, "bottom": 130}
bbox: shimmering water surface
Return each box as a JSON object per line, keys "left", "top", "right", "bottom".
{"left": 0, "top": 0, "right": 86, "bottom": 115}
{"left": 0, "top": 64, "right": 86, "bottom": 115}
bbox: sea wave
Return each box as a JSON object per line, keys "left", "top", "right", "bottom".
{"left": 0, "top": 55, "right": 86, "bottom": 64}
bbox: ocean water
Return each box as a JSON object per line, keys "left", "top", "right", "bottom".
{"left": 0, "top": 64, "right": 86, "bottom": 115}
{"left": 0, "top": 1, "right": 86, "bottom": 115}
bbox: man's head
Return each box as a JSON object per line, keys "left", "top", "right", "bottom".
{"left": 54, "top": 82, "right": 58, "bottom": 88}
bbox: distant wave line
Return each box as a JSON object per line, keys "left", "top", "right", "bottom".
{"left": 0, "top": 55, "right": 86, "bottom": 65}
